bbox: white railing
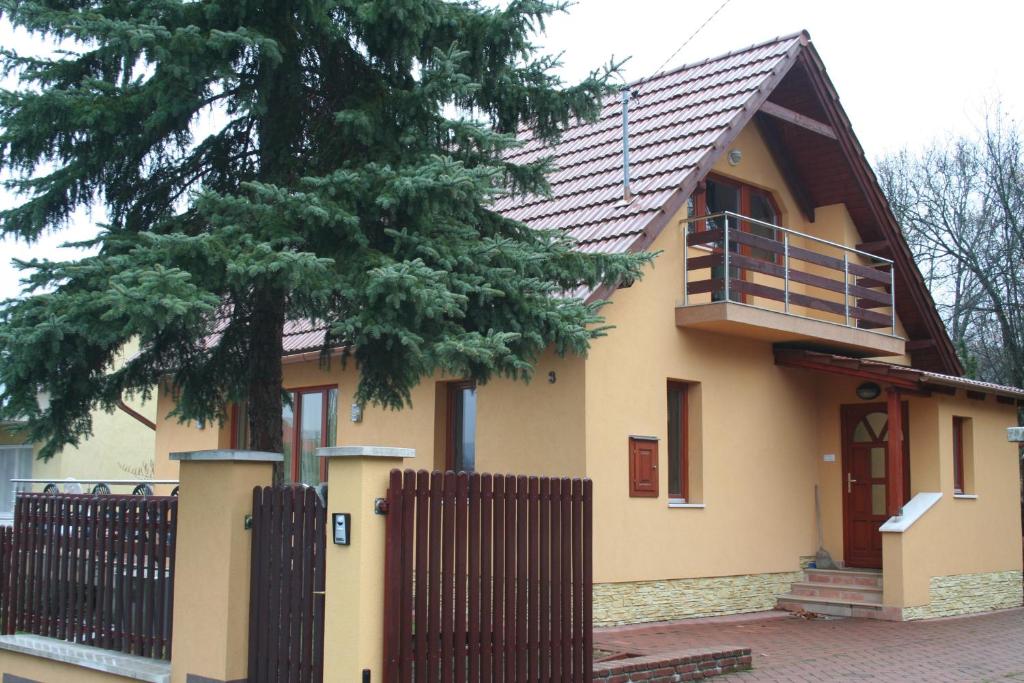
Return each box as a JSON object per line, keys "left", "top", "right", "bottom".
{"left": 10, "top": 478, "right": 179, "bottom": 497}
{"left": 683, "top": 212, "right": 897, "bottom": 334}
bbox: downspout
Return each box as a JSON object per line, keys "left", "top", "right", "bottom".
{"left": 117, "top": 398, "right": 156, "bottom": 431}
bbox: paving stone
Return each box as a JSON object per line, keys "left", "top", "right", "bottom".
{"left": 594, "top": 607, "right": 1024, "bottom": 681}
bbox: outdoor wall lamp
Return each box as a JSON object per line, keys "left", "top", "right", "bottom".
{"left": 856, "top": 382, "right": 881, "bottom": 400}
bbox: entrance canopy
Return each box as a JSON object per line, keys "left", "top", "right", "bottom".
{"left": 774, "top": 349, "right": 1024, "bottom": 404}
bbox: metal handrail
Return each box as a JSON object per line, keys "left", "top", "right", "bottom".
{"left": 681, "top": 211, "right": 896, "bottom": 334}
{"left": 683, "top": 211, "right": 895, "bottom": 265}
{"left": 10, "top": 479, "right": 179, "bottom": 485}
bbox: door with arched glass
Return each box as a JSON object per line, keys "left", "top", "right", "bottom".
{"left": 840, "top": 402, "right": 909, "bottom": 568}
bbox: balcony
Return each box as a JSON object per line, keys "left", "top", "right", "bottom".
{"left": 677, "top": 212, "right": 905, "bottom": 357}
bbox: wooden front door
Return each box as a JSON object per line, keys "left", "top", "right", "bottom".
{"left": 840, "top": 403, "right": 910, "bottom": 569}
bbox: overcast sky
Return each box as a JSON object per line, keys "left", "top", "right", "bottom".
{"left": 2, "top": 0, "right": 1022, "bottom": 301}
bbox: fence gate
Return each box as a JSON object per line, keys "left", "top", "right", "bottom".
{"left": 247, "top": 485, "right": 326, "bottom": 683}
{"left": 382, "top": 470, "right": 593, "bottom": 682}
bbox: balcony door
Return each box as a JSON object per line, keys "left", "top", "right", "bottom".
{"left": 694, "top": 175, "right": 780, "bottom": 302}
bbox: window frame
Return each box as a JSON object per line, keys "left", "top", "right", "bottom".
{"left": 445, "top": 380, "right": 478, "bottom": 472}
{"left": 952, "top": 416, "right": 966, "bottom": 495}
{"left": 693, "top": 175, "right": 782, "bottom": 238}
{"left": 231, "top": 383, "right": 339, "bottom": 484}
{"left": 667, "top": 381, "right": 689, "bottom": 501}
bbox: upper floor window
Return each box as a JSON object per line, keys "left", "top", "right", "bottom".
{"left": 695, "top": 176, "right": 780, "bottom": 255}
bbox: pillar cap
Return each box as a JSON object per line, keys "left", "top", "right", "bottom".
{"left": 170, "top": 449, "right": 283, "bottom": 462}
{"left": 317, "top": 445, "right": 415, "bottom": 459}
{"left": 1008, "top": 426, "right": 1024, "bottom": 443}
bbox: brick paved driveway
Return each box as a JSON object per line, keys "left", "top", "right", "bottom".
{"left": 594, "top": 608, "right": 1024, "bottom": 682}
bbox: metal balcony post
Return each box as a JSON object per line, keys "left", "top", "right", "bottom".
{"left": 683, "top": 222, "right": 689, "bottom": 306}
{"left": 723, "top": 214, "right": 730, "bottom": 303}
{"left": 783, "top": 232, "right": 790, "bottom": 313}
{"left": 890, "top": 263, "right": 896, "bottom": 333}
{"left": 843, "top": 253, "right": 850, "bottom": 327}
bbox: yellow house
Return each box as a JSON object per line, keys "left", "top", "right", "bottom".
{"left": 154, "top": 31, "right": 1023, "bottom": 625}
{"left": 0, "top": 340, "right": 158, "bottom": 520}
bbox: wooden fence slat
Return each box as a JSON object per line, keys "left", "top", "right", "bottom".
{"left": 492, "top": 474, "right": 505, "bottom": 683}
{"left": 559, "top": 479, "right": 572, "bottom": 683}
{"left": 427, "top": 471, "right": 443, "bottom": 683}
{"left": 398, "top": 470, "right": 416, "bottom": 683}
{"left": 539, "top": 477, "right": 551, "bottom": 683}
{"left": 383, "top": 469, "right": 404, "bottom": 682}
{"left": 454, "top": 473, "right": 468, "bottom": 683}
{"left": 515, "top": 475, "right": 528, "bottom": 683}
{"left": 550, "top": 477, "right": 563, "bottom": 682}
{"left": 503, "top": 476, "right": 516, "bottom": 683}
{"left": 311, "top": 490, "right": 326, "bottom": 683}
{"left": 527, "top": 477, "right": 539, "bottom": 683}
{"left": 414, "top": 470, "right": 430, "bottom": 683}
{"left": 571, "top": 479, "right": 584, "bottom": 681}
{"left": 582, "top": 479, "right": 594, "bottom": 681}
{"left": 466, "top": 474, "right": 481, "bottom": 683}
{"left": 479, "top": 474, "right": 493, "bottom": 683}
{"left": 441, "top": 471, "right": 456, "bottom": 683}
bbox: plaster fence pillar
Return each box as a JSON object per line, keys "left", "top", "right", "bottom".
{"left": 168, "top": 449, "right": 282, "bottom": 683}
{"left": 318, "top": 446, "right": 416, "bottom": 683}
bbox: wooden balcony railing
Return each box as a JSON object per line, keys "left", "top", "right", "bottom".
{"left": 683, "top": 212, "right": 896, "bottom": 334}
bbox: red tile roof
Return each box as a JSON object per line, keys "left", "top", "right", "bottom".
{"left": 492, "top": 32, "right": 807, "bottom": 256}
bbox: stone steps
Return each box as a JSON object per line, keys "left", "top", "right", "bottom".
{"left": 788, "top": 581, "right": 882, "bottom": 604}
{"left": 777, "top": 567, "right": 897, "bottom": 619}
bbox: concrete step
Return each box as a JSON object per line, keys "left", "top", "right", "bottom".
{"left": 804, "top": 568, "right": 883, "bottom": 589}
{"left": 777, "top": 593, "right": 895, "bottom": 620}
{"left": 789, "top": 581, "right": 882, "bottom": 604}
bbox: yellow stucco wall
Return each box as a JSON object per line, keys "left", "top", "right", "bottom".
{"left": 155, "top": 348, "right": 587, "bottom": 483}
{"left": 882, "top": 396, "right": 1023, "bottom": 609}
{"left": 0, "top": 650, "right": 149, "bottom": 682}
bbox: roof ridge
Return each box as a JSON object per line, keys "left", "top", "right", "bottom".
{"left": 625, "top": 29, "right": 809, "bottom": 91}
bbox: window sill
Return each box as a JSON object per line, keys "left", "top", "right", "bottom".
{"left": 668, "top": 499, "right": 705, "bottom": 509}
{"left": 953, "top": 493, "right": 978, "bottom": 500}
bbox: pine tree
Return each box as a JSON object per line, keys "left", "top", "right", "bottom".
{"left": 0, "top": 0, "right": 652, "bottom": 478}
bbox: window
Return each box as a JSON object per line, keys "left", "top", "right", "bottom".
{"left": 233, "top": 385, "right": 339, "bottom": 485}
{"left": 692, "top": 176, "right": 781, "bottom": 302}
{"left": 0, "top": 445, "right": 33, "bottom": 522}
{"left": 628, "top": 437, "right": 659, "bottom": 497}
{"left": 952, "top": 416, "right": 973, "bottom": 495}
{"left": 445, "top": 382, "right": 477, "bottom": 472}
{"left": 667, "top": 382, "right": 688, "bottom": 500}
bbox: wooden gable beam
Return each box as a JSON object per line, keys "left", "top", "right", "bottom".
{"left": 760, "top": 100, "right": 838, "bottom": 140}
{"left": 856, "top": 240, "right": 891, "bottom": 254}
{"left": 754, "top": 113, "right": 816, "bottom": 223}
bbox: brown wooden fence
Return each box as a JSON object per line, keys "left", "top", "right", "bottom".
{"left": 382, "top": 470, "right": 593, "bottom": 683}
{"left": 0, "top": 525, "right": 12, "bottom": 632}
{"left": 247, "top": 485, "right": 326, "bottom": 683}
{"left": 3, "top": 493, "right": 177, "bottom": 659}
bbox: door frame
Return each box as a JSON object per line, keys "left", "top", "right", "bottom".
{"left": 839, "top": 401, "right": 911, "bottom": 568}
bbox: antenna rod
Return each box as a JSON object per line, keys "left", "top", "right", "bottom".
{"left": 621, "top": 87, "right": 632, "bottom": 202}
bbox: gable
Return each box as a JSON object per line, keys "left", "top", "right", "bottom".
{"left": 494, "top": 31, "right": 961, "bottom": 376}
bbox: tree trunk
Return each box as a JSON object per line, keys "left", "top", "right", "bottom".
{"left": 247, "top": 286, "right": 287, "bottom": 484}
